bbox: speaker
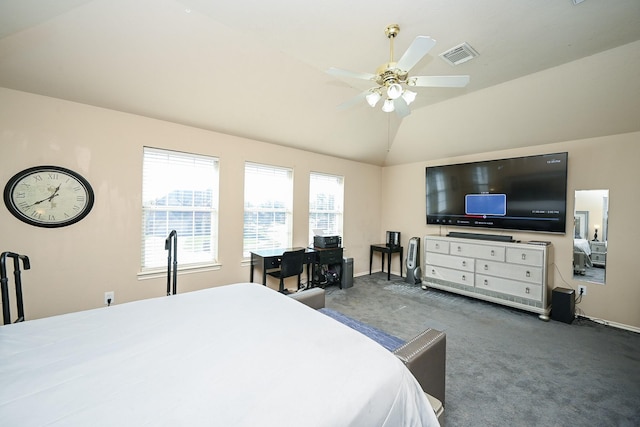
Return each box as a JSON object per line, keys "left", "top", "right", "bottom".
{"left": 386, "top": 231, "right": 401, "bottom": 247}
{"left": 341, "top": 257, "right": 354, "bottom": 288}
{"left": 405, "top": 237, "right": 422, "bottom": 285}
{"left": 551, "top": 287, "right": 575, "bottom": 324}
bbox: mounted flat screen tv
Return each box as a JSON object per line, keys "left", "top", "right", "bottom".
{"left": 426, "top": 152, "right": 568, "bottom": 234}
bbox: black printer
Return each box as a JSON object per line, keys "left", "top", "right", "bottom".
{"left": 313, "top": 235, "right": 342, "bottom": 248}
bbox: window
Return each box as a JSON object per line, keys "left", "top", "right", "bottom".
{"left": 243, "top": 162, "right": 293, "bottom": 258}
{"left": 141, "top": 147, "right": 219, "bottom": 271}
{"left": 309, "top": 172, "right": 344, "bottom": 242}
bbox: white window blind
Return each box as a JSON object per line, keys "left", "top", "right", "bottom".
{"left": 141, "top": 147, "right": 219, "bottom": 270}
{"left": 309, "top": 172, "right": 344, "bottom": 242}
{"left": 243, "top": 162, "right": 293, "bottom": 258}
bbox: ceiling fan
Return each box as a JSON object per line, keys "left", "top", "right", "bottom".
{"left": 327, "top": 24, "right": 470, "bottom": 118}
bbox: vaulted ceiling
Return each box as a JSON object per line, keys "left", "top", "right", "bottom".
{"left": 1, "top": 0, "right": 639, "bottom": 165}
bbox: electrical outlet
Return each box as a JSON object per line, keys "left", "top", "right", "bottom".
{"left": 104, "top": 291, "right": 115, "bottom": 306}
{"left": 578, "top": 285, "right": 587, "bottom": 296}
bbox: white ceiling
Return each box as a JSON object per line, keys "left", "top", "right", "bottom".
{"left": 1, "top": 0, "right": 639, "bottom": 165}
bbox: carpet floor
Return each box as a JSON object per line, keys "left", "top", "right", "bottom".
{"left": 324, "top": 272, "right": 640, "bottom": 427}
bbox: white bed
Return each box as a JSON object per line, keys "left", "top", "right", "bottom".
{"left": 0, "top": 283, "right": 438, "bottom": 427}
{"left": 574, "top": 238, "right": 591, "bottom": 256}
{"left": 573, "top": 238, "right": 593, "bottom": 273}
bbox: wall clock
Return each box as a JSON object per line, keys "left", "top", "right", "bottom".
{"left": 3, "top": 166, "right": 95, "bottom": 228}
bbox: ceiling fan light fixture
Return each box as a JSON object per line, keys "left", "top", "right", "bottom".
{"left": 382, "top": 99, "right": 395, "bottom": 113}
{"left": 402, "top": 89, "right": 417, "bottom": 105}
{"left": 366, "top": 91, "right": 382, "bottom": 107}
{"left": 387, "top": 83, "right": 403, "bottom": 100}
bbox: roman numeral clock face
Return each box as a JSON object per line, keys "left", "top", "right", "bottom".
{"left": 4, "top": 166, "right": 95, "bottom": 228}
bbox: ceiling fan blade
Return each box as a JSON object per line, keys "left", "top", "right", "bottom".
{"left": 327, "top": 67, "right": 376, "bottom": 81}
{"left": 396, "top": 36, "right": 436, "bottom": 72}
{"left": 336, "top": 90, "right": 369, "bottom": 111}
{"left": 411, "top": 75, "right": 470, "bottom": 87}
{"left": 393, "top": 97, "right": 411, "bottom": 118}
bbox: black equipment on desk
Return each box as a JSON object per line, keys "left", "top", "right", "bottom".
{"left": 386, "top": 231, "right": 401, "bottom": 247}
{"left": 314, "top": 235, "right": 342, "bottom": 248}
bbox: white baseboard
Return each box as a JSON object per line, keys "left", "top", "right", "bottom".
{"left": 577, "top": 315, "right": 640, "bottom": 334}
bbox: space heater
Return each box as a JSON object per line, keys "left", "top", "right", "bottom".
{"left": 405, "top": 237, "right": 421, "bottom": 284}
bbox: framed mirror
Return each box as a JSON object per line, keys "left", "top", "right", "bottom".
{"left": 572, "top": 189, "right": 609, "bottom": 284}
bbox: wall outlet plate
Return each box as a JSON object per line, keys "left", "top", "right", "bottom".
{"left": 578, "top": 285, "right": 587, "bottom": 296}
{"left": 104, "top": 291, "right": 115, "bottom": 306}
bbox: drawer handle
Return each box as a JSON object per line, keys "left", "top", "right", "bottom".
{"left": 484, "top": 279, "right": 488, "bottom": 286}
{"left": 431, "top": 269, "right": 436, "bottom": 275}
{"left": 490, "top": 250, "right": 495, "bottom": 256}
{"left": 462, "top": 274, "right": 466, "bottom": 281}
{"left": 457, "top": 246, "right": 462, "bottom": 252}
{"left": 521, "top": 253, "right": 527, "bottom": 260}
{"left": 484, "top": 264, "right": 488, "bottom": 271}
{"left": 525, "top": 287, "right": 530, "bottom": 294}
{"left": 526, "top": 271, "right": 531, "bottom": 277}
{"left": 435, "top": 243, "right": 440, "bottom": 249}
{"left": 462, "top": 260, "right": 466, "bottom": 267}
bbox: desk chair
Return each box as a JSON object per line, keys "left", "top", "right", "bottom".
{"left": 1, "top": 251, "right": 30, "bottom": 325}
{"left": 268, "top": 248, "right": 305, "bottom": 294}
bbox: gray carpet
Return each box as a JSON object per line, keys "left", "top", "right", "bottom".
{"left": 574, "top": 265, "right": 606, "bottom": 284}
{"left": 324, "top": 272, "right": 640, "bottom": 427}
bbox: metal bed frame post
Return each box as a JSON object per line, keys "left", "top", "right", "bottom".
{"left": 1, "top": 251, "right": 30, "bottom": 325}
{"left": 164, "top": 230, "right": 177, "bottom": 296}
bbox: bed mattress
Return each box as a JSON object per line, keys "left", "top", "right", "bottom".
{"left": 0, "top": 283, "right": 437, "bottom": 426}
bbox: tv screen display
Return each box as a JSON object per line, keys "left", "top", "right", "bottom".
{"left": 426, "top": 152, "right": 568, "bottom": 234}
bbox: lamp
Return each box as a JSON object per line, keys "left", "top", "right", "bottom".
{"left": 381, "top": 99, "right": 395, "bottom": 112}
{"left": 366, "top": 90, "right": 382, "bottom": 107}
{"left": 387, "top": 83, "right": 403, "bottom": 100}
{"left": 593, "top": 225, "right": 599, "bottom": 241}
{"left": 402, "top": 89, "right": 417, "bottom": 105}
{"left": 365, "top": 84, "right": 417, "bottom": 114}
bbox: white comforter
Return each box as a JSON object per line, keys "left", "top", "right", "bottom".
{"left": 574, "top": 238, "right": 591, "bottom": 256}
{"left": 0, "top": 283, "right": 438, "bottom": 427}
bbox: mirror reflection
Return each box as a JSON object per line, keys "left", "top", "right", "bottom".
{"left": 573, "top": 189, "right": 609, "bottom": 284}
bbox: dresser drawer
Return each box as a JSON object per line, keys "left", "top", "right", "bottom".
{"left": 478, "top": 260, "right": 543, "bottom": 285}
{"left": 505, "top": 247, "right": 544, "bottom": 267}
{"left": 476, "top": 274, "right": 542, "bottom": 301}
{"left": 425, "top": 239, "right": 450, "bottom": 254}
{"left": 591, "top": 252, "right": 607, "bottom": 263}
{"left": 590, "top": 242, "right": 607, "bottom": 254}
{"left": 425, "top": 252, "right": 474, "bottom": 272}
{"left": 264, "top": 257, "right": 280, "bottom": 268}
{"left": 450, "top": 242, "right": 505, "bottom": 261}
{"left": 425, "top": 264, "right": 475, "bottom": 286}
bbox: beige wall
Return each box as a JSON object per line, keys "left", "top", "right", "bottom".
{"left": 381, "top": 134, "right": 640, "bottom": 330}
{"left": 0, "top": 88, "right": 381, "bottom": 319}
{"left": 2, "top": 87, "right": 639, "bottom": 330}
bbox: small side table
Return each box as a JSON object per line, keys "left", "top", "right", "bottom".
{"left": 370, "top": 244, "right": 403, "bottom": 280}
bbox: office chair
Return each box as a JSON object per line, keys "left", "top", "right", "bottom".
{"left": 268, "top": 249, "right": 305, "bottom": 294}
{"left": 1, "top": 251, "right": 30, "bottom": 325}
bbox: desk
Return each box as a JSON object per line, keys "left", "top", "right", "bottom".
{"left": 370, "top": 244, "right": 403, "bottom": 280}
{"left": 311, "top": 247, "right": 343, "bottom": 288}
{"left": 250, "top": 247, "right": 316, "bottom": 286}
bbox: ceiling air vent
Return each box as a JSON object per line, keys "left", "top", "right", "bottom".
{"left": 439, "top": 42, "right": 478, "bottom": 66}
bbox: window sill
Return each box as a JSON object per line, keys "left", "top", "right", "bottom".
{"left": 137, "top": 262, "right": 222, "bottom": 280}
